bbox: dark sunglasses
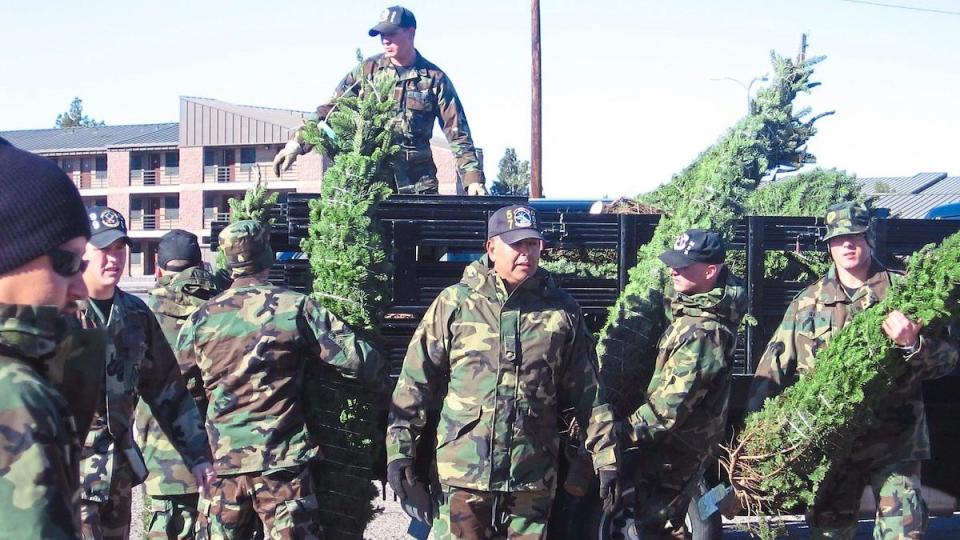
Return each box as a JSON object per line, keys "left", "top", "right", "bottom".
{"left": 48, "top": 248, "right": 89, "bottom": 277}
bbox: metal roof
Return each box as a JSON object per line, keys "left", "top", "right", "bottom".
{"left": 0, "top": 123, "right": 179, "bottom": 153}
{"left": 108, "top": 124, "right": 180, "bottom": 148}
{"left": 917, "top": 176, "right": 960, "bottom": 194}
{"left": 179, "top": 97, "right": 308, "bottom": 147}
{"left": 870, "top": 193, "right": 960, "bottom": 219}
{"left": 859, "top": 172, "right": 947, "bottom": 195}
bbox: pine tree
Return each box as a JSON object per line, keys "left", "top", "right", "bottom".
{"left": 296, "top": 54, "right": 399, "bottom": 539}
{"left": 54, "top": 97, "right": 105, "bottom": 128}
{"left": 491, "top": 147, "right": 530, "bottom": 196}
{"left": 597, "top": 50, "right": 833, "bottom": 416}
{"left": 216, "top": 167, "right": 279, "bottom": 270}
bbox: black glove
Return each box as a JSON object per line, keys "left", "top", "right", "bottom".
{"left": 387, "top": 458, "right": 417, "bottom": 499}
{"left": 598, "top": 468, "right": 621, "bottom": 515}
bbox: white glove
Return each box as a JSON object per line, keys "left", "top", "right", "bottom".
{"left": 466, "top": 183, "right": 488, "bottom": 196}
{"left": 272, "top": 139, "right": 302, "bottom": 177}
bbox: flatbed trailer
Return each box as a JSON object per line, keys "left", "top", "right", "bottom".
{"left": 210, "top": 194, "right": 960, "bottom": 535}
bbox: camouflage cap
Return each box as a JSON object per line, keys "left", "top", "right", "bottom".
{"left": 823, "top": 201, "right": 870, "bottom": 242}
{"left": 218, "top": 220, "right": 275, "bottom": 277}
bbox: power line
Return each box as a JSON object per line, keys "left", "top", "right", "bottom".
{"left": 839, "top": 0, "right": 960, "bottom": 16}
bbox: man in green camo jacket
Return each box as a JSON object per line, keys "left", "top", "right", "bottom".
{"left": 387, "top": 204, "right": 619, "bottom": 540}
{"left": 77, "top": 208, "right": 214, "bottom": 540}
{"left": 273, "top": 5, "right": 487, "bottom": 195}
{"left": 0, "top": 136, "right": 102, "bottom": 539}
{"left": 134, "top": 230, "right": 221, "bottom": 540}
{"left": 747, "top": 201, "right": 959, "bottom": 540}
{"left": 614, "top": 229, "right": 747, "bottom": 539}
{"left": 177, "top": 220, "right": 390, "bottom": 539}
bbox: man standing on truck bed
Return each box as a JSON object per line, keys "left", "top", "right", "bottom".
{"left": 272, "top": 5, "right": 487, "bottom": 196}
{"left": 387, "top": 204, "right": 619, "bottom": 539}
{"left": 747, "top": 201, "right": 959, "bottom": 540}
{"left": 612, "top": 229, "right": 747, "bottom": 538}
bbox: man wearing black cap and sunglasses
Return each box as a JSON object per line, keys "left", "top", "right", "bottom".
{"left": 273, "top": 5, "right": 487, "bottom": 196}
{"left": 77, "top": 210, "right": 215, "bottom": 540}
{"left": 0, "top": 136, "right": 103, "bottom": 537}
{"left": 388, "top": 204, "right": 618, "bottom": 539}
{"left": 133, "top": 229, "right": 222, "bottom": 540}
{"left": 609, "top": 229, "right": 747, "bottom": 539}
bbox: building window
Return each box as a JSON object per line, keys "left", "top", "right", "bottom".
{"left": 130, "top": 154, "right": 143, "bottom": 170}
{"left": 204, "top": 150, "right": 215, "bottom": 167}
{"left": 240, "top": 147, "right": 256, "bottom": 164}
{"left": 164, "top": 196, "right": 179, "bottom": 220}
{"left": 95, "top": 156, "right": 107, "bottom": 171}
{"left": 165, "top": 152, "right": 179, "bottom": 168}
{"left": 130, "top": 242, "right": 143, "bottom": 265}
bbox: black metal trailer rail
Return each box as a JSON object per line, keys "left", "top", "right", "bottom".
{"left": 209, "top": 196, "right": 960, "bottom": 496}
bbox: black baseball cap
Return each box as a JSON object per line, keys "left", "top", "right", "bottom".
{"left": 658, "top": 229, "right": 726, "bottom": 269}
{"left": 158, "top": 229, "right": 201, "bottom": 271}
{"left": 488, "top": 205, "right": 544, "bottom": 245}
{"left": 87, "top": 206, "right": 131, "bottom": 249}
{"left": 369, "top": 6, "right": 417, "bottom": 36}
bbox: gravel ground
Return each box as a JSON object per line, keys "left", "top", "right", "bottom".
{"left": 128, "top": 482, "right": 415, "bottom": 540}
{"left": 130, "top": 485, "right": 145, "bottom": 539}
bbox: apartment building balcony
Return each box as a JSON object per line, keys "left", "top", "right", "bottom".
{"left": 70, "top": 170, "right": 108, "bottom": 190}
{"left": 203, "top": 163, "right": 298, "bottom": 183}
{"left": 203, "top": 210, "right": 232, "bottom": 229}
{"left": 129, "top": 214, "right": 180, "bottom": 231}
{"left": 130, "top": 168, "right": 180, "bottom": 186}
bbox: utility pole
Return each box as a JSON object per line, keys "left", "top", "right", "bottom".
{"left": 798, "top": 33, "right": 808, "bottom": 63}
{"left": 530, "top": 0, "right": 543, "bottom": 198}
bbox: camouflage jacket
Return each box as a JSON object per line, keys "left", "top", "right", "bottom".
{"left": 134, "top": 267, "right": 219, "bottom": 496}
{"left": 387, "top": 257, "right": 618, "bottom": 493}
{"left": 176, "top": 276, "right": 389, "bottom": 475}
{"left": 621, "top": 270, "right": 747, "bottom": 484}
{"left": 77, "top": 290, "right": 211, "bottom": 502}
{"left": 310, "top": 51, "right": 484, "bottom": 188}
{"left": 0, "top": 304, "right": 83, "bottom": 539}
{"left": 747, "top": 261, "right": 959, "bottom": 463}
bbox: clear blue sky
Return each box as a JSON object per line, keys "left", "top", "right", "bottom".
{"left": 2, "top": 0, "right": 958, "bottom": 197}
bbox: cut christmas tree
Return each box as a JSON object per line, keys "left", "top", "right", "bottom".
{"left": 297, "top": 58, "right": 399, "bottom": 539}
{"left": 722, "top": 230, "right": 960, "bottom": 536}
{"left": 597, "top": 49, "right": 832, "bottom": 415}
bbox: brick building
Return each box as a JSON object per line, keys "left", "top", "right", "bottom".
{"left": 2, "top": 96, "right": 459, "bottom": 276}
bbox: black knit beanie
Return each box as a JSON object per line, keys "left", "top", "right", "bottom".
{"left": 0, "top": 137, "right": 91, "bottom": 275}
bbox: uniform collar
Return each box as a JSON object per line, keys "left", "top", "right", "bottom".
{"left": 821, "top": 258, "right": 889, "bottom": 304}
{"left": 230, "top": 275, "right": 271, "bottom": 289}
{"left": 0, "top": 303, "right": 64, "bottom": 361}
{"left": 462, "top": 255, "right": 550, "bottom": 302}
{"left": 150, "top": 267, "right": 216, "bottom": 317}
{"left": 375, "top": 50, "right": 426, "bottom": 78}
{"left": 78, "top": 289, "right": 127, "bottom": 328}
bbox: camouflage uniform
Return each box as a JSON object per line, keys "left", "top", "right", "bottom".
{"left": 177, "top": 220, "right": 389, "bottom": 539}
{"left": 388, "top": 256, "right": 618, "bottom": 540}
{"left": 0, "top": 304, "right": 89, "bottom": 539}
{"left": 307, "top": 51, "right": 484, "bottom": 194}
{"left": 748, "top": 204, "right": 959, "bottom": 539}
{"left": 134, "top": 267, "right": 219, "bottom": 540}
{"left": 618, "top": 269, "right": 747, "bottom": 536}
{"left": 77, "top": 290, "right": 212, "bottom": 540}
